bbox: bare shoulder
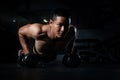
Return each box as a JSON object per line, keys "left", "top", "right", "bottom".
{"left": 19, "top": 23, "right": 42, "bottom": 33}
{"left": 19, "top": 24, "right": 30, "bottom": 30}
{"left": 18, "top": 23, "right": 49, "bottom": 38}
{"left": 18, "top": 24, "right": 31, "bottom": 34}
{"left": 30, "top": 23, "right": 42, "bottom": 31}
{"left": 18, "top": 23, "right": 42, "bottom": 36}
{"left": 69, "top": 24, "right": 75, "bottom": 29}
{"left": 30, "top": 23, "right": 49, "bottom": 33}
{"left": 65, "top": 24, "right": 75, "bottom": 38}
{"left": 68, "top": 24, "right": 76, "bottom": 32}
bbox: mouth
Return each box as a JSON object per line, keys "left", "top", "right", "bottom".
{"left": 57, "top": 32, "right": 64, "bottom": 37}
{"left": 59, "top": 33, "right": 63, "bottom": 36}
{"left": 56, "top": 33, "right": 62, "bottom": 38}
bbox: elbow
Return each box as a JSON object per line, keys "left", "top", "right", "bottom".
{"left": 18, "top": 28, "right": 21, "bottom": 36}
{"left": 18, "top": 27, "right": 24, "bottom": 37}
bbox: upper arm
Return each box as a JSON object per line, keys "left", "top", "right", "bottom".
{"left": 69, "top": 25, "right": 75, "bottom": 34}
{"left": 18, "top": 24, "right": 31, "bottom": 38}
{"left": 64, "top": 25, "right": 75, "bottom": 40}
{"left": 55, "top": 25, "right": 75, "bottom": 50}
{"left": 18, "top": 23, "right": 42, "bottom": 39}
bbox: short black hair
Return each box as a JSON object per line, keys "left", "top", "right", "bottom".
{"left": 50, "top": 8, "right": 70, "bottom": 21}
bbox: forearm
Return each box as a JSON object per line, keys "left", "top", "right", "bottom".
{"left": 65, "top": 36, "right": 75, "bottom": 53}
{"left": 18, "top": 33, "right": 30, "bottom": 54}
{"left": 64, "top": 26, "right": 75, "bottom": 49}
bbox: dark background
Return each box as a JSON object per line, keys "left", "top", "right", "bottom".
{"left": 0, "top": 0, "right": 120, "bottom": 63}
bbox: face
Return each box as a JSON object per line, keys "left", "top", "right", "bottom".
{"left": 50, "top": 16, "right": 69, "bottom": 39}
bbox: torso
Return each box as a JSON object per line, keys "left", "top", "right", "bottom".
{"left": 31, "top": 23, "right": 74, "bottom": 58}
{"left": 32, "top": 24, "right": 57, "bottom": 58}
{"left": 34, "top": 37, "right": 56, "bottom": 58}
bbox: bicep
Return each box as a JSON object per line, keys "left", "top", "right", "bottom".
{"left": 29, "top": 24, "right": 43, "bottom": 39}
{"left": 18, "top": 26, "right": 27, "bottom": 37}
{"left": 18, "top": 24, "right": 32, "bottom": 38}
{"left": 18, "top": 24, "right": 44, "bottom": 39}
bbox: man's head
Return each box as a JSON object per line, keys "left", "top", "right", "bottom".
{"left": 49, "top": 8, "right": 70, "bottom": 39}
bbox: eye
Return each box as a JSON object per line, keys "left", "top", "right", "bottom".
{"left": 57, "top": 23, "right": 63, "bottom": 27}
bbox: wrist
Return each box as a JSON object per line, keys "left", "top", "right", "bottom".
{"left": 22, "top": 49, "right": 30, "bottom": 55}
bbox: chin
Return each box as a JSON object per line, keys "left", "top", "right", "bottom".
{"left": 57, "top": 36, "right": 62, "bottom": 39}
{"left": 56, "top": 36, "right": 62, "bottom": 39}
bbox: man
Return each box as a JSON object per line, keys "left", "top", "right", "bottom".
{"left": 17, "top": 8, "right": 75, "bottom": 67}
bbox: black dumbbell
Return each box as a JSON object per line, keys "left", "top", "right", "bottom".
{"left": 62, "top": 49, "right": 81, "bottom": 68}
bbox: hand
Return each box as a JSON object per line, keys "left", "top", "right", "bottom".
{"left": 17, "top": 49, "right": 39, "bottom": 67}
{"left": 18, "top": 49, "right": 29, "bottom": 55}
{"left": 62, "top": 48, "right": 81, "bottom": 68}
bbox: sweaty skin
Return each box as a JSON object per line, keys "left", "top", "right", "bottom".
{"left": 18, "top": 16, "right": 75, "bottom": 59}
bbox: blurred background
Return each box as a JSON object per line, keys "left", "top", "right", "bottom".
{"left": 0, "top": 0, "right": 120, "bottom": 64}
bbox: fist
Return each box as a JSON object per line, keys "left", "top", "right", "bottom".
{"left": 18, "top": 49, "right": 29, "bottom": 55}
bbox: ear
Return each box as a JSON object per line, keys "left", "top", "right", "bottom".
{"left": 49, "top": 19, "right": 53, "bottom": 24}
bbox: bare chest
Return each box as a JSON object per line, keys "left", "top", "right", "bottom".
{"left": 34, "top": 38, "right": 56, "bottom": 54}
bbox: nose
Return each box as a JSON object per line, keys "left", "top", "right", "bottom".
{"left": 61, "top": 26, "right": 64, "bottom": 32}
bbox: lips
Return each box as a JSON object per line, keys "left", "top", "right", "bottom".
{"left": 59, "top": 33, "right": 63, "bottom": 36}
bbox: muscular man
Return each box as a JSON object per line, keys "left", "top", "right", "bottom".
{"left": 17, "top": 8, "right": 75, "bottom": 67}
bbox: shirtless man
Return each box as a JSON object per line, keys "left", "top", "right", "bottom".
{"left": 17, "top": 8, "right": 75, "bottom": 67}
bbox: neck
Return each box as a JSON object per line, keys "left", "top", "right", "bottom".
{"left": 48, "top": 25, "right": 55, "bottom": 40}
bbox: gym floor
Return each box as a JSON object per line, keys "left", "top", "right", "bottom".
{"left": 1, "top": 54, "right": 120, "bottom": 80}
